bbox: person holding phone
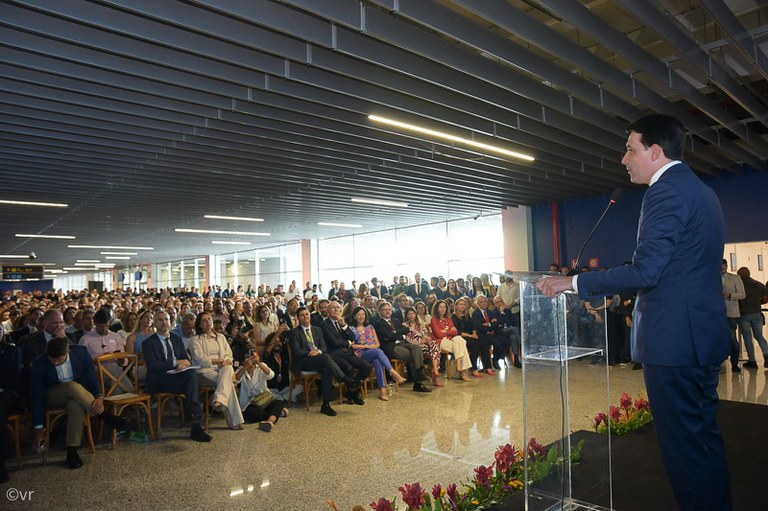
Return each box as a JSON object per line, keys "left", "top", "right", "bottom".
{"left": 235, "top": 348, "right": 288, "bottom": 432}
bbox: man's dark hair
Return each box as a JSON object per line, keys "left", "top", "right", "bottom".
{"left": 296, "top": 306, "right": 309, "bottom": 315}
{"left": 627, "top": 114, "right": 686, "bottom": 160}
{"left": 47, "top": 337, "right": 70, "bottom": 358}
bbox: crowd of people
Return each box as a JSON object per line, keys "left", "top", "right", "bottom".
{"left": 2, "top": 264, "right": 764, "bottom": 484}
{"left": 0, "top": 271, "right": 524, "bottom": 483}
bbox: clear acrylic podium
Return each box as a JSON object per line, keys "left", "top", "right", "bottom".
{"left": 515, "top": 273, "right": 613, "bottom": 511}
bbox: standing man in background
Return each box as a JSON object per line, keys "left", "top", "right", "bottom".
{"left": 538, "top": 114, "right": 731, "bottom": 511}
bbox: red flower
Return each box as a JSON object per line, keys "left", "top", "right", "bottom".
{"left": 398, "top": 482, "right": 426, "bottom": 510}
{"left": 634, "top": 397, "right": 650, "bottom": 411}
{"left": 527, "top": 437, "right": 547, "bottom": 459}
{"left": 370, "top": 497, "right": 396, "bottom": 511}
{"left": 620, "top": 392, "right": 633, "bottom": 410}
{"left": 609, "top": 405, "right": 622, "bottom": 421}
{"left": 431, "top": 483, "right": 442, "bottom": 500}
{"left": 594, "top": 412, "right": 608, "bottom": 427}
{"left": 474, "top": 464, "right": 494, "bottom": 488}
{"left": 446, "top": 483, "right": 458, "bottom": 506}
{"left": 494, "top": 443, "right": 521, "bottom": 472}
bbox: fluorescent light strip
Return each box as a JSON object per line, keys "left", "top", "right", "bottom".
{"left": 15, "top": 233, "right": 76, "bottom": 239}
{"left": 76, "top": 260, "right": 100, "bottom": 263}
{"left": 368, "top": 115, "right": 535, "bottom": 162}
{"left": 350, "top": 197, "right": 409, "bottom": 208}
{"left": 75, "top": 262, "right": 100, "bottom": 266}
{"left": 204, "top": 215, "right": 264, "bottom": 222}
{"left": 94, "top": 264, "right": 116, "bottom": 268}
{"left": 211, "top": 241, "right": 252, "bottom": 245}
{"left": 25, "top": 263, "right": 56, "bottom": 266}
{"left": 0, "top": 255, "right": 28, "bottom": 259}
{"left": 0, "top": 199, "right": 68, "bottom": 207}
{"left": 105, "top": 256, "right": 130, "bottom": 260}
{"left": 63, "top": 267, "right": 96, "bottom": 271}
{"left": 317, "top": 222, "right": 363, "bottom": 228}
{"left": 176, "top": 228, "right": 270, "bottom": 236}
{"left": 100, "top": 252, "right": 138, "bottom": 255}
{"left": 68, "top": 245, "right": 153, "bottom": 250}
{"left": 45, "top": 269, "right": 68, "bottom": 274}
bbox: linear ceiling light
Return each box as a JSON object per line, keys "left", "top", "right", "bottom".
{"left": 76, "top": 260, "right": 100, "bottom": 263}
{"left": 204, "top": 215, "right": 264, "bottom": 222}
{"left": 317, "top": 222, "right": 364, "bottom": 228}
{"left": 176, "top": 228, "right": 270, "bottom": 236}
{"left": 63, "top": 267, "right": 96, "bottom": 271}
{"left": 94, "top": 263, "right": 116, "bottom": 268}
{"left": 350, "top": 197, "right": 409, "bottom": 208}
{"left": 100, "top": 252, "right": 138, "bottom": 255}
{"left": 75, "top": 262, "right": 100, "bottom": 266}
{"left": 68, "top": 245, "right": 154, "bottom": 250}
{"left": 368, "top": 114, "right": 535, "bottom": 162}
{"left": 105, "top": 256, "right": 130, "bottom": 260}
{"left": 0, "top": 199, "right": 68, "bottom": 207}
{"left": 211, "top": 241, "right": 252, "bottom": 245}
{"left": 25, "top": 263, "right": 56, "bottom": 266}
{"left": 16, "top": 233, "right": 76, "bottom": 239}
{"left": 0, "top": 254, "right": 28, "bottom": 259}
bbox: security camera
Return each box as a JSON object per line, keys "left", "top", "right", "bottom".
{"left": 28, "top": 251, "right": 37, "bottom": 260}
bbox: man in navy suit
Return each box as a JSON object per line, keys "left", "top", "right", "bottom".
{"left": 30, "top": 337, "right": 126, "bottom": 469}
{"left": 143, "top": 311, "right": 211, "bottom": 442}
{"left": 539, "top": 114, "right": 731, "bottom": 510}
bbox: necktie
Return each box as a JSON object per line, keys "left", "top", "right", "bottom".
{"left": 483, "top": 310, "right": 489, "bottom": 322}
{"left": 416, "top": 283, "right": 420, "bottom": 294}
{"left": 388, "top": 319, "right": 395, "bottom": 332}
{"left": 305, "top": 328, "right": 316, "bottom": 350}
{"left": 163, "top": 337, "right": 174, "bottom": 362}
{"left": 334, "top": 321, "right": 342, "bottom": 336}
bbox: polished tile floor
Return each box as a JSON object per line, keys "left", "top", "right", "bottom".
{"left": 4, "top": 361, "right": 766, "bottom": 511}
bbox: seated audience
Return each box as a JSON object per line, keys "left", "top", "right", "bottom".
{"left": 235, "top": 349, "right": 288, "bottom": 432}
{"left": 452, "top": 297, "right": 484, "bottom": 378}
{"left": 349, "top": 307, "right": 406, "bottom": 401}
{"left": 374, "top": 302, "right": 432, "bottom": 393}
{"left": 142, "top": 312, "right": 212, "bottom": 442}
{"left": 31, "top": 338, "right": 128, "bottom": 469}
{"left": 430, "top": 300, "right": 472, "bottom": 381}
{"left": 288, "top": 307, "right": 351, "bottom": 416}
{"left": 320, "top": 301, "right": 369, "bottom": 405}
{"left": 402, "top": 307, "right": 443, "bottom": 387}
{"left": 190, "top": 312, "right": 244, "bottom": 430}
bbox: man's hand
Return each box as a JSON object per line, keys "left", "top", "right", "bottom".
{"left": 176, "top": 359, "right": 191, "bottom": 370}
{"left": 537, "top": 276, "right": 575, "bottom": 297}
{"left": 308, "top": 349, "right": 319, "bottom": 357}
{"left": 91, "top": 396, "right": 104, "bottom": 415}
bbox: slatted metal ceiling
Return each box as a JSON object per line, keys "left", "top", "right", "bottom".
{"left": 1, "top": 0, "right": 766, "bottom": 270}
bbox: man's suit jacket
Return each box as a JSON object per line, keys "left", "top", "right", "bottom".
{"left": 577, "top": 163, "right": 729, "bottom": 366}
{"left": 20, "top": 330, "right": 75, "bottom": 368}
{"left": 407, "top": 282, "right": 429, "bottom": 302}
{"left": 373, "top": 316, "right": 410, "bottom": 354}
{"left": 30, "top": 345, "right": 102, "bottom": 427}
{"left": 9, "top": 325, "right": 33, "bottom": 343}
{"left": 370, "top": 285, "right": 388, "bottom": 299}
{"left": 0, "top": 341, "right": 21, "bottom": 395}
{"left": 320, "top": 318, "right": 355, "bottom": 352}
{"left": 472, "top": 308, "right": 498, "bottom": 336}
{"left": 310, "top": 312, "right": 326, "bottom": 328}
{"left": 287, "top": 324, "right": 328, "bottom": 372}
{"left": 142, "top": 332, "right": 189, "bottom": 394}
{"left": 337, "top": 289, "right": 354, "bottom": 304}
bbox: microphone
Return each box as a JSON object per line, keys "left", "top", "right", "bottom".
{"left": 573, "top": 188, "right": 623, "bottom": 272}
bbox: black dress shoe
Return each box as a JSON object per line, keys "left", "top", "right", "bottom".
{"left": 190, "top": 425, "right": 213, "bottom": 442}
{"left": 352, "top": 391, "right": 365, "bottom": 406}
{"left": 743, "top": 361, "right": 758, "bottom": 369}
{"left": 731, "top": 364, "right": 741, "bottom": 373}
{"left": 66, "top": 448, "right": 83, "bottom": 469}
{"left": 632, "top": 363, "right": 643, "bottom": 370}
{"left": 320, "top": 402, "right": 337, "bottom": 416}
{"left": 413, "top": 382, "right": 432, "bottom": 393}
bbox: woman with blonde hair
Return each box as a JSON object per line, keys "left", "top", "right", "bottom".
{"left": 125, "top": 309, "right": 154, "bottom": 353}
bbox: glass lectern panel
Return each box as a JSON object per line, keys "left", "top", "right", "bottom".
{"left": 515, "top": 273, "right": 613, "bottom": 511}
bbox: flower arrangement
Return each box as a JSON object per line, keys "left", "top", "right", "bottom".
{"left": 592, "top": 392, "right": 652, "bottom": 436}
{"left": 328, "top": 438, "right": 584, "bottom": 511}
